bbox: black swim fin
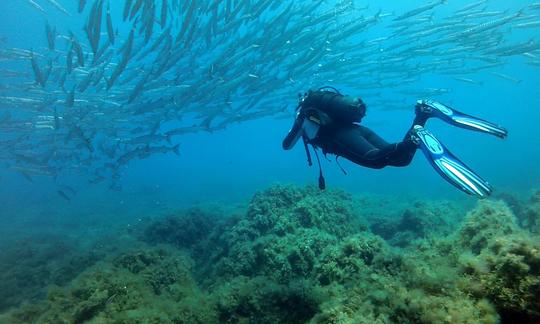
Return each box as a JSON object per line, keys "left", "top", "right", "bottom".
{"left": 416, "top": 99, "right": 508, "bottom": 139}
{"left": 412, "top": 125, "right": 492, "bottom": 198}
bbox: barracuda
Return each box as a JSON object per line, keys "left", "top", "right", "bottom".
{"left": 0, "top": 0, "right": 532, "bottom": 190}
{"left": 44, "top": 0, "right": 71, "bottom": 16}
{"left": 457, "top": 10, "right": 524, "bottom": 37}
{"left": 393, "top": 0, "right": 446, "bottom": 21}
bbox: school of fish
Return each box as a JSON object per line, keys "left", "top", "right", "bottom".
{"left": 0, "top": 0, "right": 539, "bottom": 194}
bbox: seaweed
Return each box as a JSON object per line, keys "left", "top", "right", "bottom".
{"left": 369, "top": 200, "right": 463, "bottom": 247}
{"left": 141, "top": 207, "right": 219, "bottom": 248}
{"left": 5, "top": 246, "right": 217, "bottom": 323}
{"left": 456, "top": 201, "right": 540, "bottom": 321}
{"left": 3, "top": 184, "right": 540, "bottom": 323}
{"left": 0, "top": 234, "right": 102, "bottom": 312}
{"left": 212, "top": 276, "right": 321, "bottom": 323}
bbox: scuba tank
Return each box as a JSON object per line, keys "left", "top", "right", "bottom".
{"left": 285, "top": 86, "right": 367, "bottom": 150}
{"left": 284, "top": 86, "right": 366, "bottom": 190}
{"left": 299, "top": 86, "right": 366, "bottom": 125}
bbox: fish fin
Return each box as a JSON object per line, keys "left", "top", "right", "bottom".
{"left": 172, "top": 144, "right": 180, "bottom": 156}
{"left": 20, "top": 171, "right": 33, "bottom": 183}
{"left": 106, "top": 78, "right": 112, "bottom": 91}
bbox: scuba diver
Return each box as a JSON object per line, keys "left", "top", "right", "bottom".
{"left": 282, "top": 87, "right": 508, "bottom": 198}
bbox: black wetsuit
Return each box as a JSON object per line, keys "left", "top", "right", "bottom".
{"left": 284, "top": 105, "right": 428, "bottom": 170}
{"left": 310, "top": 121, "right": 423, "bottom": 169}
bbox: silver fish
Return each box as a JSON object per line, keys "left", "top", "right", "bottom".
{"left": 106, "top": 2, "right": 115, "bottom": 44}
{"left": 26, "top": 0, "right": 45, "bottom": 13}
{"left": 393, "top": 0, "right": 446, "bottom": 21}
{"left": 453, "top": 77, "right": 483, "bottom": 85}
{"left": 45, "top": 22, "right": 56, "bottom": 50}
{"left": 490, "top": 72, "right": 522, "bottom": 84}
{"left": 44, "top": 0, "right": 71, "bottom": 16}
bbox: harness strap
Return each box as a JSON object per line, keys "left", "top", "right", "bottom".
{"left": 303, "top": 135, "right": 325, "bottom": 190}
{"left": 312, "top": 145, "right": 326, "bottom": 190}
{"left": 302, "top": 135, "right": 312, "bottom": 167}
{"left": 335, "top": 156, "right": 348, "bottom": 175}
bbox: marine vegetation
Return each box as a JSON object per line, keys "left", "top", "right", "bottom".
{"left": 0, "top": 234, "right": 104, "bottom": 312}
{"left": 2, "top": 185, "right": 539, "bottom": 323}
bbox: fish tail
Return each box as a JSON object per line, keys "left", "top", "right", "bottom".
{"left": 172, "top": 144, "right": 180, "bottom": 156}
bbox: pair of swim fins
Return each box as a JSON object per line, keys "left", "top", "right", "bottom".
{"left": 413, "top": 100, "right": 507, "bottom": 198}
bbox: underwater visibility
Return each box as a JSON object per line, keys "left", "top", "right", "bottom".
{"left": 1, "top": 0, "right": 540, "bottom": 323}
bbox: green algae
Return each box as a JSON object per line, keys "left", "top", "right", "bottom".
{"left": 0, "top": 235, "right": 103, "bottom": 312}
{"left": 2, "top": 185, "right": 540, "bottom": 323}
{"left": 368, "top": 199, "right": 464, "bottom": 247}
{"left": 455, "top": 201, "right": 540, "bottom": 321}
{"left": 142, "top": 207, "right": 220, "bottom": 248}
{"left": 5, "top": 246, "right": 217, "bottom": 324}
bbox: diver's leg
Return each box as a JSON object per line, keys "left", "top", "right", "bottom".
{"left": 359, "top": 125, "right": 390, "bottom": 148}
{"left": 415, "top": 99, "right": 507, "bottom": 138}
{"left": 389, "top": 112, "right": 430, "bottom": 164}
{"left": 386, "top": 140, "right": 418, "bottom": 167}
{"left": 411, "top": 125, "right": 492, "bottom": 198}
{"left": 323, "top": 125, "right": 416, "bottom": 169}
{"left": 381, "top": 107, "right": 440, "bottom": 166}
{"left": 361, "top": 125, "right": 418, "bottom": 167}
{"left": 322, "top": 126, "right": 382, "bottom": 168}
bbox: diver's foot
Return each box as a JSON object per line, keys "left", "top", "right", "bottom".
{"left": 409, "top": 125, "right": 422, "bottom": 145}
{"left": 415, "top": 99, "right": 451, "bottom": 118}
{"left": 413, "top": 100, "right": 439, "bottom": 126}
{"left": 415, "top": 99, "right": 507, "bottom": 139}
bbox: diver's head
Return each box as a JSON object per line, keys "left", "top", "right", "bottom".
{"left": 355, "top": 97, "right": 367, "bottom": 118}
{"left": 346, "top": 96, "right": 367, "bottom": 122}
{"left": 302, "top": 88, "right": 367, "bottom": 124}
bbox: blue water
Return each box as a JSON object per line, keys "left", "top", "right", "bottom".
{"left": 1, "top": 0, "right": 539, "bottom": 218}
{"left": 1, "top": 0, "right": 540, "bottom": 321}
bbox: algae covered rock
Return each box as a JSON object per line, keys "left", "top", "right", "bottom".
{"left": 0, "top": 235, "right": 102, "bottom": 312}
{"left": 212, "top": 276, "right": 322, "bottom": 324}
{"left": 142, "top": 207, "right": 219, "bottom": 248}
{"left": 369, "top": 200, "right": 462, "bottom": 247}
{"left": 495, "top": 189, "right": 540, "bottom": 233}
{"left": 5, "top": 184, "right": 540, "bottom": 323}
{"left": 246, "top": 185, "right": 365, "bottom": 237}
{"left": 203, "top": 185, "right": 366, "bottom": 281}
{"left": 457, "top": 200, "right": 518, "bottom": 253}
{"left": 316, "top": 232, "right": 396, "bottom": 285}
{"left": 524, "top": 188, "right": 540, "bottom": 233}
{"left": 5, "top": 246, "right": 218, "bottom": 323}
{"left": 252, "top": 229, "right": 337, "bottom": 282}
{"left": 457, "top": 200, "right": 540, "bottom": 322}
{"left": 312, "top": 267, "right": 500, "bottom": 324}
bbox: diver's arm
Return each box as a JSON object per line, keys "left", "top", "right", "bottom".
{"left": 282, "top": 111, "right": 305, "bottom": 150}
